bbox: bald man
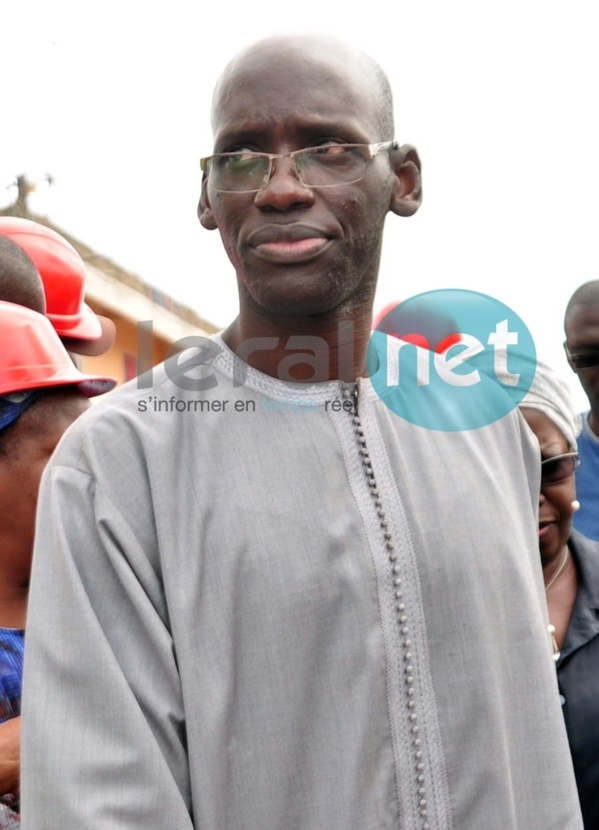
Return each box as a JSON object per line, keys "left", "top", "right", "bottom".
{"left": 22, "top": 36, "right": 582, "bottom": 829}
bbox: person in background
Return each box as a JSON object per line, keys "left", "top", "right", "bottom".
{"left": 21, "top": 35, "right": 582, "bottom": 829}
{"left": 0, "top": 239, "right": 45, "bottom": 315}
{"left": 519, "top": 360, "right": 599, "bottom": 829}
{"left": 0, "top": 237, "right": 47, "bottom": 829}
{"left": 0, "top": 301, "right": 115, "bottom": 826}
{"left": 0, "top": 217, "right": 115, "bottom": 830}
{"left": 564, "top": 280, "right": 599, "bottom": 540}
{"left": 0, "top": 217, "right": 115, "bottom": 356}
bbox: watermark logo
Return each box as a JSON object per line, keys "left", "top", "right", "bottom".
{"left": 134, "top": 289, "right": 536, "bottom": 431}
{"left": 368, "top": 289, "right": 536, "bottom": 431}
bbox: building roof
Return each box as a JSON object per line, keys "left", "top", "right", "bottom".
{"left": 0, "top": 175, "right": 219, "bottom": 339}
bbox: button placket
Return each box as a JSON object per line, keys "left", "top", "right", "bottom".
{"left": 343, "top": 381, "right": 430, "bottom": 829}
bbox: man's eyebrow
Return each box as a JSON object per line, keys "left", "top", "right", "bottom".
{"left": 213, "top": 119, "right": 371, "bottom": 151}
{"left": 213, "top": 128, "right": 271, "bottom": 151}
{"left": 568, "top": 338, "right": 599, "bottom": 349}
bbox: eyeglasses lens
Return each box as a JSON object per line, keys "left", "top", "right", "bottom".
{"left": 541, "top": 454, "right": 579, "bottom": 485}
{"left": 298, "top": 146, "right": 367, "bottom": 187}
{"left": 207, "top": 146, "right": 369, "bottom": 192}
{"left": 209, "top": 154, "right": 269, "bottom": 193}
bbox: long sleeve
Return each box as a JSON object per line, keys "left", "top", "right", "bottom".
{"left": 21, "top": 463, "right": 193, "bottom": 829}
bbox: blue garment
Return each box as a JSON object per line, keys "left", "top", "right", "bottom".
{"left": 0, "top": 629, "right": 24, "bottom": 724}
{"left": 573, "top": 415, "right": 599, "bottom": 541}
{"left": 0, "top": 629, "right": 23, "bottom": 826}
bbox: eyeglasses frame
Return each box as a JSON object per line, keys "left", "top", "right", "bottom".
{"left": 199, "top": 141, "right": 399, "bottom": 193}
{"left": 540, "top": 451, "right": 580, "bottom": 486}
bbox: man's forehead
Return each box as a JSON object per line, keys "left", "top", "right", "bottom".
{"left": 211, "top": 35, "right": 383, "bottom": 135}
{"left": 215, "top": 34, "right": 365, "bottom": 84}
{"left": 566, "top": 302, "right": 599, "bottom": 345}
{"left": 212, "top": 109, "right": 377, "bottom": 152}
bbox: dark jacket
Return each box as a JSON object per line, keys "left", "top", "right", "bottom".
{"left": 558, "top": 529, "right": 599, "bottom": 829}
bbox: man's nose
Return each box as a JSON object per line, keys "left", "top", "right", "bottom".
{"left": 254, "top": 155, "right": 315, "bottom": 211}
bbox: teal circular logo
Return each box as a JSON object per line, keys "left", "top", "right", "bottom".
{"left": 368, "top": 289, "right": 536, "bottom": 431}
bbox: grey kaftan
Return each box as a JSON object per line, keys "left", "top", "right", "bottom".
{"left": 21, "top": 335, "right": 582, "bottom": 829}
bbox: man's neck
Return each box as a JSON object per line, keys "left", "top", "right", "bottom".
{"left": 588, "top": 410, "right": 599, "bottom": 437}
{"left": 222, "top": 311, "right": 374, "bottom": 383}
{"left": 0, "top": 578, "right": 28, "bottom": 629}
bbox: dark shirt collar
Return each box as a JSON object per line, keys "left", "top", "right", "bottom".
{"left": 559, "top": 528, "right": 599, "bottom": 662}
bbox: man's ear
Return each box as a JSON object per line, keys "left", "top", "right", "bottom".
{"left": 389, "top": 144, "right": 422, "bottom": 217}
{"left": 198, "top": 178, "right": 217, "bottom": 230}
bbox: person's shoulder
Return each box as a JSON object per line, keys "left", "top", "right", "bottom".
{"left": 136, "top": 332, "right": 228, "bottom": 391}
{"left": 569, "top": 528, "right": 599, "bottom": 604}
{"left": 570, "top": 527, "right": 599, "bottom": 563}
{"left": 45, "top": 359, "right": 179, "bottom": 474}
{"left": 61, "top": 364, "right": 164, "bottom": 441}
{"left": 69, "top": 333, "right": 229, "bottom": 429}
{"left": 47, "top": 334, "right": 236, "bottom": 473}
{"left": 44, "top": 379, "right": 150, "bottom": 480}
{"left": 578, "top": 412, "right": 599, "bottom": 448}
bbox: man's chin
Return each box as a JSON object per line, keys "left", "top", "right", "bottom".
{"left": 238, "top": 258, "right": 367, "bottom": 319}
{"left": 245, "top": 284, "right": 352, "bottom": 321}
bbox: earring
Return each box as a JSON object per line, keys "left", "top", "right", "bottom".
{"left": 572, "top": 499, "right": 581, "bottom": 512}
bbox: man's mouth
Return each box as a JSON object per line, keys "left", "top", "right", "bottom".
{"left": 248, "top": 225, "right": 332, "bottom": 263}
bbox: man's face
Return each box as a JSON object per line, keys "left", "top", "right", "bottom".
{"left": 0, "top": 399, "right": 87, "bottom": 580}
{"left": 565, "top": 302, "right": 599, "bottom": 413}
{"left": 200, "top": 40, "right": 414, "bottom": 320}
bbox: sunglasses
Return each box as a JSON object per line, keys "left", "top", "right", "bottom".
{"left": 541, "top": 452, "right": 580, "bottom": 486}
{"left": 563, "top": 341, "right": 599, "bottom": 370}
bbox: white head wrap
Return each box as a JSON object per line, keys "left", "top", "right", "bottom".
{"left": 519, "top": 359, "right": 581, "bottom": 451}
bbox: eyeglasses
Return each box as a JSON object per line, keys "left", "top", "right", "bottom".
{"left": 541, "top": 452, "right": 580, "bottom": 486}
{"left": 563, "top": 341, "right": 599, "bottom": 370}
{"left": 199, "top": 142, "right": 398, "bottom": 193}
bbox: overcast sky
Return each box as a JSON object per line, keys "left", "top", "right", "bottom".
{"left": 3, "top": 0, "right": 598, "bottom": 407}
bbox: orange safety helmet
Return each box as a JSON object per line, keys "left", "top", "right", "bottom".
{"left": 0, "top": 217, "right": 116, "bottom": 355}
{"left": 0, "top": 301, "right": 116, "bottom": 402}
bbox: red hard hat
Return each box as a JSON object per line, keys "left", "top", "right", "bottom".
{"left": 0, "top": 217, "right": 116, "bottom": 355}
{"left": 372, "top": 300, "right": 403, "bottom": 331}
{"left": 0, "top": 301, "right": 116, "bottom": 397}
{"left": 373, "top": 298, "right": 461, "bottom": 353}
